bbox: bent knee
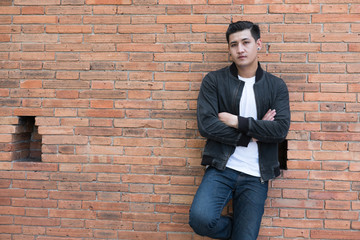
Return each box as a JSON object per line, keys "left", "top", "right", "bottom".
{"left": 189, "top": 210, "right": 218, "bottom": 236}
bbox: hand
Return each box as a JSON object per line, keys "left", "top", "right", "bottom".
{"left": 262, "top": 109, "right": 276, "bottom": 121}
{"left": 218, "top": 112, "right": 238, "bottom": 128}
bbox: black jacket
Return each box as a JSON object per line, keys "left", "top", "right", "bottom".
{"left": 197, "top": 62, "right": 291, "bottom": 181}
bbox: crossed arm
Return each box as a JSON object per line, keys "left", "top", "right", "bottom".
{"left": 218, "top": 109, "right": 276, "bottom": 129}
{"left": 218, "top": 109, "right": 277, "bottom": 141}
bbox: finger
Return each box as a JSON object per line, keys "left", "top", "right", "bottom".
{"left": 268, "top": 110, "right": 276, "bottom": 118}
{"left": 263, "top": 110, "right": 273, "bottom": 119}
{"left": 268, "top": 110, "right": 276, "bottom": 120}
{"left": 263, "top": 109, "right": 276, "bottom": 121}
{"left": 265, "top": 109, "right": 272, "bottom": 116}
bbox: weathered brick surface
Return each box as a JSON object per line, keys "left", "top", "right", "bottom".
{"left": 0, "top": 1, "right": 359, "bottom": 239}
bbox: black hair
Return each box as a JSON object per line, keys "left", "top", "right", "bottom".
{"left": 226, "top": 21, "right": 261, "bottom": 43}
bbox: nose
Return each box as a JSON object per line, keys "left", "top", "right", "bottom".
{"left": 237, "top": 44, "right": 244, "bottom": 53}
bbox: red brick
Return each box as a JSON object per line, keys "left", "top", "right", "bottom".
{"left": 122, "top": 193, "right": 169, "bottom": 203}
{"left": 311, "top": 33, "right": 360, "bottom": 43}
{"left": 14, "top": 216, "right": 60, "bottom": 226}
{"left": 93, "top": 6, "right": 117, "bottom": 14}
{"left": 284, "top": 228, "right": 310, "bottom": 238}
{"left": 118, "top": 231, "right": 167, "bottom": 240}
{"left": 310, "top": 171, "right": 360, "bottom": 181}
{"left": 242, "top": 5, "right": 267, "bottom": 14}
{"left": 309, "top": 191, "right": 357, "bottom": 201}
{"left": 272, "top": 218, "right": 323, "bottom": 229}
{"left": 314, "top": 151, "right": 357, "bottom": 161}
{"left": 13, "top": 16, "right": 57, "bottom": 24}
{"left": 0, "top": 225, "right": 22, "bottom": 234}
{"left": 0, "top": 0, "right": 13, "bottom": 6}
{"left": 45, "top": 6, "right": 92, "bottom": 14}
{"left": 283, "top": 189, "right": 308, "bottom": 199}
{"left": 312, "top": 14, "right": 360, "bottom": 23}
{"left": 280, "top": 209, "right": 305, "bottom": 218}
{"left": 93, "top": 230, "right": 117, "bottom": 239}
{"left": 325, "top": 181, "right": 351, "bottom": 191}
{"left": 269, "top": 4, "right": 320, "bottom": 13}
{"left": 0, "top": 189, "right": 24, "bottom": 198}
{"left": 14, "top": 0, "right": 60, "bottom": 5}
{"left": 25, "top": 190, "right": 48, "bottom": 199}
{"left": 159, "top": 0, "right": 206, "bottom": 4}
{"left": 352, "top": 221, "right": 360, "bottom": 230}
{"left": 324, "top": 23, "right": 350, "bottom": 33}
{"left": 350, "top": 162, "right": 360, "bottom": 172}
{"left": 325, "top": 200, "right": 351, "bottom": 211}
{"left": 12, "top": 180, "right": 56, "bottom": 190}
{"left": 46, "top": 228, "right": 92, "bottom": 238}
{"left": 12, "top": 162, "right": 58, "bottom": 172}
{"left": 86, "top": 0, "right": 131, "bottom": 4}
{"left": 46, "top": 25, "right": 92, "bottom": 34}
{"left": 22, "top": 226, "right": 45, "bottom": 235}
{"left": 306, "top": 112, "right": 357, "bottom": 122}
{"left": 12, "top": 199, "right": 57, "bottom": 208}
{"left": 307, "top": 210, "right": 358, "bottom": 220}
{"left": 311, "top": 132, "right": 360, "bottom": 141}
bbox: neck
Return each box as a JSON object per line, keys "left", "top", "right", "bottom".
{"left": 236, "top": 61, "right": 258, "bottom": 78}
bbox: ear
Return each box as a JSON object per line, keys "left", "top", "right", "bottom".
{"left": 256, "top": 39, "right": 262, "bottom": 51}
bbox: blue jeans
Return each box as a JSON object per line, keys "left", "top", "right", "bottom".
{"left": 189, "top": 167, "right": 268, "bottom": 240}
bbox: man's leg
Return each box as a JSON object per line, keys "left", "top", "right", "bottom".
{"left": 231, "top": 173, "right": 268, "bottom": 240}
{"left": 189, "top": 167, "right": 235, "bottom": 240}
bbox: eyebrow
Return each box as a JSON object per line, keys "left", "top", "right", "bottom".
{"left": 230, "top": 37, "right": 250, "bottom": 44}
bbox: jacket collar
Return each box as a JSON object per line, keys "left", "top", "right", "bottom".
{"left": 229, "top": 62, "right": 264, "bottom": 82}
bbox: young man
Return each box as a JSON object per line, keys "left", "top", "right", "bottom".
{"left": 189, "top": 21, "right": 291, "bottom": 240}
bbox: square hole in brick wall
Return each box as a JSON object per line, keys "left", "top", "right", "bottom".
{"left": 278, "top": 140, "right": 287, "bottom": 170}
{"left": 14, "top": 116, "right": 42, "bottom": 162}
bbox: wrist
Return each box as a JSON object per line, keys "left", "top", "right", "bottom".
{"left": 238, "top": 116, "right": 249, "bottom": 133}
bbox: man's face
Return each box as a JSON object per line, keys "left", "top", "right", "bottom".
{"left": 228, "top": 29, "right": 261, "bottom": 70}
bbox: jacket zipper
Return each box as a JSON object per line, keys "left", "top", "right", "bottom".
{"left": 253, "top": 84, "right": 265, "bottom": 184}
{"left": 232, "top": 80, "right": 242, "bottom": 115}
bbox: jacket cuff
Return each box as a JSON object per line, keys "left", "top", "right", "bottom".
{"left": 237, "top": 134, "right": 251, "bottom": 147}
{"left": 237, "top": 116, "right": 249, "bottom": 133}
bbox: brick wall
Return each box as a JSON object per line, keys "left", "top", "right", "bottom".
{"left": 0, "top": 0, "right": 359, "bottom": 239}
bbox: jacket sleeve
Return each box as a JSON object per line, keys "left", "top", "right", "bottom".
{"left": 197, "top": 73, "right": 251, "bottom": 147}
{"left": 241, "top": 80, "right": 291, "bottom": 143}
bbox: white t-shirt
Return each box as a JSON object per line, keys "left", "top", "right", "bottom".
{"left": 226, "top": 75, "right": 260, "bottom": 177}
